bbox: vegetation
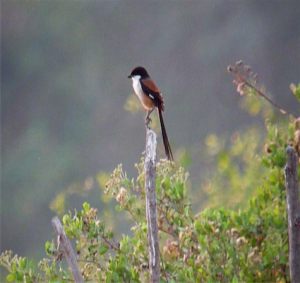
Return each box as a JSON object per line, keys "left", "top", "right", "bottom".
{"left": 1, "top": 64, "right": 299, "bottom": 282}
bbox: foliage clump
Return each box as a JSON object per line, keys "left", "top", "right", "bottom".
{"left": 1, "top": 64, "right": 300, "bottom": 282}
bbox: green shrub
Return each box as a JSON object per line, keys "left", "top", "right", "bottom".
{"left": 1, "top": 64, "right": 299, "bottom": 282}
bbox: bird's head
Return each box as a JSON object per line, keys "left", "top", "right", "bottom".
{"left": 128, "top": 66, "right": 149, "bottom": 79}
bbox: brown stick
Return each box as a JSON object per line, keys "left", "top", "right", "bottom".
{"left": 145, "top": 128, "right": 160, "bottom": 283}
{"left": 51, "top": 216, "right": 84, "bottom": 283}
{"left": 244, "top": 81, "right": 290, "bottom": 116}
{"left": 284, "top": 146, "right": 300, "bottom": 282}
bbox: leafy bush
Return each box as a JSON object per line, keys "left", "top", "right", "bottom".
{"left": 1, "top": 64, "right": 299, "bottom": 282}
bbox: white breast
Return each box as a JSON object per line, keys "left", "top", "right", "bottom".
{"left": 131, "top": 75, "right": 144, "bottom": 101}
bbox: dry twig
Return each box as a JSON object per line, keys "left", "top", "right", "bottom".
{"left": 284, "top": 146, "right": 300, "bottom": 282}
{"left": 51, "top": 217, "right": 84, "bottom": 283}
{"left": 228, "top": 60, "right": 295, "bottom": 118}
{"left": 145, "top": 128, "right": 160, "bottom": 283}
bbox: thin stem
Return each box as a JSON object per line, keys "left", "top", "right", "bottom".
{"left": 100, "top": 235, "right": 119, "bottom": 251}
{"left": 244, "top": 81, "right": 295, "bottom": 117}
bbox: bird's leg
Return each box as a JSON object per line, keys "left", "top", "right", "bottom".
{"left": 145, "top": 109, "right": 154, "bottom": 127}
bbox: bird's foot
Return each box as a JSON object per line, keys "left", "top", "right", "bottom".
{"left": 145, "top": 116, "right": 152, "bottom": 127}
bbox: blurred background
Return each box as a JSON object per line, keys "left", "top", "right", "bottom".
{"left": 2, "top": 0, "right": 300, "bottom": 260}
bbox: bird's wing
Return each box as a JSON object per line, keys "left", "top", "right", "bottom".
{"left": 140, "top": 78, "right": 164, "bottom": 109}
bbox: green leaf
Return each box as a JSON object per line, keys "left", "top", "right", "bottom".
{"left": 6, "top": 273, "right": 16, "bottom": 282}
{"left": 62, "top": 214, "right": 70, "bottom": 225}
{"left": 99, "top": 245, "right": 109, "bottom": 255}
{"left": 45, "top": 241, "right": 55, "bottom": 255}
{"left": 290, "top": 83, "right": 300, "bottom": 101}
{"left": 82, "top": 202, "right": 90, "bottom": 212}
{"left": 19, "top": 257, "right": 27, "bottom": 269}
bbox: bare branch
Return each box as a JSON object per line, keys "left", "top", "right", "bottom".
{"left": 145, "top": 128, "right": 160, "bottom": 283}
{"left": 100, "top": 235, "right": 120, "bottom": 251}
{"left": 51, "top": 217, "right": 84, "bottom": 283}
{"left": 228, "top": 60, "right": 296, "bottom": 118}
{"left": 284, "top": 146, "right": 300, "bottom": 282}
{"left": 244, "top": 81, "right": 288, "bottom": 115}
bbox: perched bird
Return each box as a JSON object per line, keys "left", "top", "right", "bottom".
{"left": 128, "top": 66, "right": 173, "bottom": 161}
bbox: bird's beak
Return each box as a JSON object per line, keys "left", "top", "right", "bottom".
{"left": 128, "top": 75, "right": 132, "bottom": 78}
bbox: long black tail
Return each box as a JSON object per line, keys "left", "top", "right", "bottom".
{"left": 158, "top": 108, "right": 173, "bottom": 161}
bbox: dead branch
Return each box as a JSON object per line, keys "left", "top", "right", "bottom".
{"left": 51, "top": 216, "right": 84, "bottom": 283}
{"left": 228, "top": 60, "right": 296, "bottom": 118}
{"left": 284, "top": 146, "right": 300, "bottom": 282}
{"left": 145, "top": 128, "right": 160, "bottom": 283}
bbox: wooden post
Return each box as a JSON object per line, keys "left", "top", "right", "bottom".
{"left": 145, "top": 128, "right": 160, "bottom": 283}
{"left": 51, "top": 216, "right": 84, "bottom": 283}
{"left": 284, "top": 146, "right": 300, "bottom": 282}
